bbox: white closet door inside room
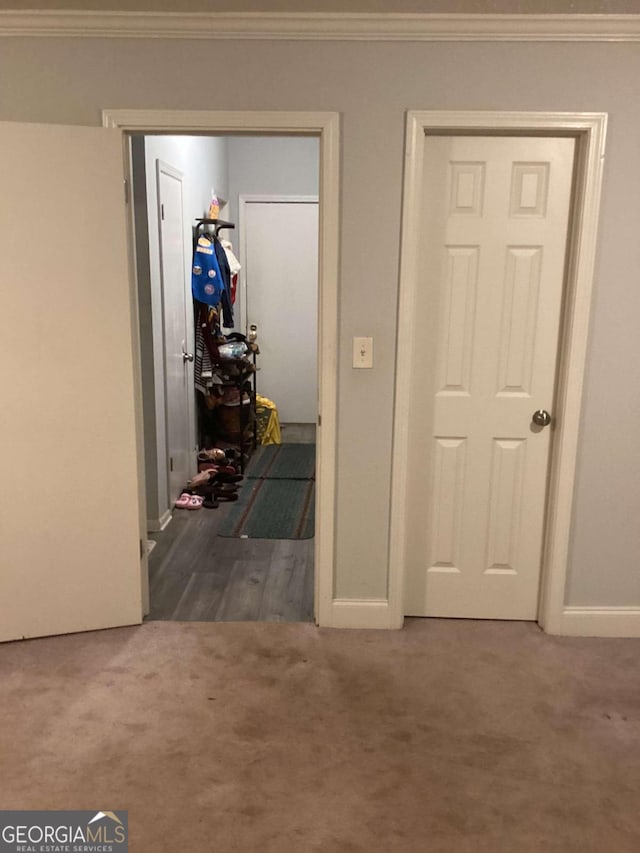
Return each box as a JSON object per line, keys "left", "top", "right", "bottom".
{"left": 0, "top": 121, "right": 142, "bottom": 641}
{"left": 403, "top": 135, "right": 576, "bottom": 621}
{"left": 244, "top": 199, "right": 319, "bottom": 424}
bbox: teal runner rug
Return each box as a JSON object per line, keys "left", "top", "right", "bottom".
{"left": 218, "top": 444, "right": 316, "bottom": 539}
{"left": 246, "top": 443, "right": 316, "bottom": 480}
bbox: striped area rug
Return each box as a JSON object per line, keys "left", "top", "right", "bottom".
{"left": 246, "top": 443, "right": 316, "bottom": 480}
{"left": 218, "top": 444, "right": 315, "bottom": 539}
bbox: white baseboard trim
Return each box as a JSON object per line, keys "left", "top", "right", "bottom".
{"left": 328, "top": 598, "right": 402, "bottom": 629}
{"left": 146, "top": 509, "right": 172, "bottom": 533}
{"left": 326, "top": 601, "right": 640, "bottom": 634}
{"left": 557, "top": 606, "right": 640, "bottom": 637}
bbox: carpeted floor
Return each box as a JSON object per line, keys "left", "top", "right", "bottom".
{"left": 1, "top": 619, "right": 639, "bottom": 852}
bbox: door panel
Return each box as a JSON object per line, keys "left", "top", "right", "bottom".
{"left": 245, "top": 201, "right": 318, "bottom": 424}
{"left": 157, "top": 162, "right": 191, "bottom": 505}
{"left": 404, "top": 136, "right": 575, "bottom": 620}
{"left": 0, "top": 122, "right": 141, "bottom": 641}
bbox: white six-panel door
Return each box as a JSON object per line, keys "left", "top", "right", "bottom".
{"left": 404, "top": 136, "right": 575, "bottom": 620}
{"left": 0, "top": 122, "right": 141, "bottom": 641}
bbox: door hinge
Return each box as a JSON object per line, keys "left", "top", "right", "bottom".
{"left": 170, "top": 456, "right": 174, "bottom": 472}
{"left": 318, "top": 414, "right": 322, "bottom": 427}
{"left": 161, "top": 203, "right": 165, "bottom": 221}
{"left": 139, "top": 539, "right": 145, "bottom": 559}
{"left": 123, "top": 178, "right": 129, "bottom": 204}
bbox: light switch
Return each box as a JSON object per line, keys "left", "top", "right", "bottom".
{"left": 353, "top": 336, "right": 373, "bottom": 369}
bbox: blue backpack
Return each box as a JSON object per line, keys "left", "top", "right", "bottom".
{"left": 192, "top": 235, "right": 225, "bottom": 306}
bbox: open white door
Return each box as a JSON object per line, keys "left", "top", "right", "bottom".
{"left": 156, "top": 161, "right": 192, "bottom": 506}
{"left": 0, "top": 121, "right": 142, "bottom": 641}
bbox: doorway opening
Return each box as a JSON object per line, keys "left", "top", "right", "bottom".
{"left": 130, "top": 132, "right": 320, "bottom": 623}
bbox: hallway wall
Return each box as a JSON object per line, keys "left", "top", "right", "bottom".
{"left": 227, "top": 135, "right": 320, "bottom": 226}
{"left": 2, "top": 34, "right": 639, "bottom": 610}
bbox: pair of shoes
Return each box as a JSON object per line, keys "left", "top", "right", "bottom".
{"left": 213, "top": 483, "right": 239, "bottom": 502}
{"left": 214, "top": 490, "right": 238, "bottom": 502}
{"left": 188, "top": 466, "right": 238, "bottom": 488}
{"left": 200, "top": 482, "right": 240, "bottom": 502}
{"left": 190, "top": 467, "right": 242, "bottom": 489}
{"left": 175, "top": 493, "right": 203, "bottom": 510}
{"left": 212, "top": 471, "right": 243, "bottom": 484}
{"left": 216, "top": 465, "right": 240, "bottom": 476}
{"left": 197, "top": 448, "right": 226, "bottom": 463}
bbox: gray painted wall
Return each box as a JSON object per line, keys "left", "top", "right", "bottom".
{"left": 2, "top": 36, "right": 639, "bottom": 607}
{"left": 227, "top": 135, "right": 320, "bottom": 225}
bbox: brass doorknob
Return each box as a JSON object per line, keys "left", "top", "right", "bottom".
{"left": 532, "top": 409, "right": 551, "bottom": 427}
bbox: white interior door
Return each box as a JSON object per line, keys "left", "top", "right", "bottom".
{"left": 244, "top": 200, "right": 318, "bottom": 424}
{"left": 404, "top": 136, "right": 575, "bottom": 620}
{"left": 157, "top": 161, "right": 191, "bottom": 505}
{"left": 0, "top": 121, "right": 142, "bottom": 641}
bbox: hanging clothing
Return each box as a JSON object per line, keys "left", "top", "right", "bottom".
{"left": 195, "top": 300, "right": 224, "bottom": 366}
{"left": 222, "top": 240, "right": 241, "bottom": 305}
{"left": 192, "top": 235, "right": 225, "bottom": 307}
{"left": 221, "top": 240, "right": 241, "bottom": 276}
{"left": 194, "top": 311, "right": 214, "bottom": 395}
{"left": 213, "top": 238, "right": 234, "bottom": 328}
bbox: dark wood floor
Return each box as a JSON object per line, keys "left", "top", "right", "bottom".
{"left": 147, "top": 425, "right": 315, "bottom": 623}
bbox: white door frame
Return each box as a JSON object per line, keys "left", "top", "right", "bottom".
{"left": 103, "top": 109, "right": 340, "bottom": 627}
{"left": 389, "top": 111, "right": 607, "bottom": 634}
{"left": 238, "top": 194, "right": 320, "bottom": 338}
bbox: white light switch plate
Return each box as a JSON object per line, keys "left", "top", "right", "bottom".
{"left": 353, "top": 336, "right": 373, "bottom": 369}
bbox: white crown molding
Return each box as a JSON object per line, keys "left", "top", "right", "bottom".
{"left": 1, "top": 11, "right": 640, "bottom": 42}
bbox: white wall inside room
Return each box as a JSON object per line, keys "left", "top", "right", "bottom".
{"left": 227, "top": 135, "right": 320, "bottom": 224}
{"left": 226, "top": 135, "right": 320, "bottom": 329}
{"left": 133, "top": 133, "right": 228, "bottom": 529}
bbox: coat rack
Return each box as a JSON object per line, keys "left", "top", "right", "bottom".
{"left": 194, "top": 218, "right": 235, "bottom": 238}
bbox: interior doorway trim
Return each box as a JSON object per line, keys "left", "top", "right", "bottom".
{"left": 389, "top": 110, "right": 607, "bottom": 635}
{"left": 103, "top": 109, "right": 339, "bottom": 627}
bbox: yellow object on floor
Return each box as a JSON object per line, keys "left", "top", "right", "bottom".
{"left": 255, "top": 394, "right": 281, "bottom": 445}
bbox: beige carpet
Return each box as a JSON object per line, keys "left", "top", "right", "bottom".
{"left": 1, "top": 619, "right": 639, "bottom": 852}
